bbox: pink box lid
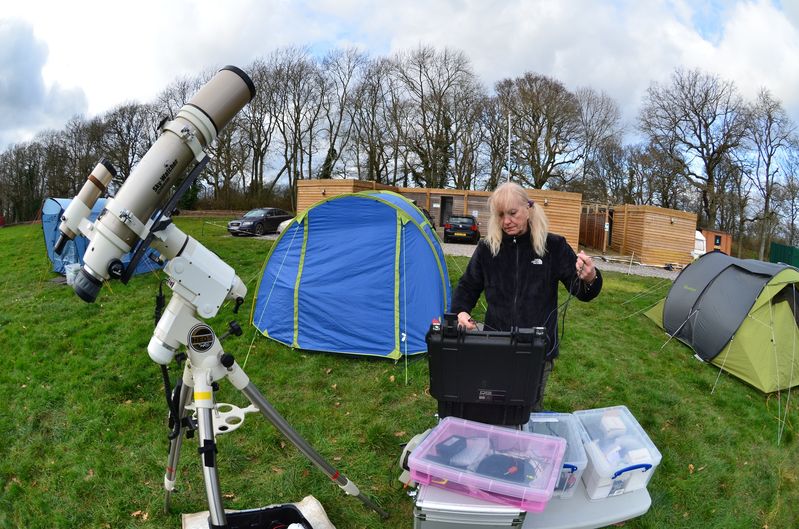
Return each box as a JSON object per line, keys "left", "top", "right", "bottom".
{"left": 408, "top": 417, "right": 566, "bottom": 510}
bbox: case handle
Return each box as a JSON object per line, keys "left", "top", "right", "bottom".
{"left": 563, "top": 463, "right": 578, "bottom": 474}
{"left": 612, "top": 463, "right": 652, "bottom": 479}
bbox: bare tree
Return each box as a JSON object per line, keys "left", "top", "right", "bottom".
{"left": 269, "top": 47, "right": 323, "bottom": 210}
{"left": 624, "top": 144, "right": 658, "bottom": 206}
{"left": 594, "top": 139, "right": 627, "bottom": 204}
{"left": 154, "top": 75, "right": 200, "bottom": 119}
{"left": 60, "top": 115, "right": 107, "bottom": 196}
{"left": 205, "top": 114, "right": 250, "bottom": 207}
{"left": 777, "top": 147, "right": 799, "bottom": 246}
{"left": 715, "top": 154, "right": 751, "bottom": 258}
{"left": 102, "top": 101, "right": 157, "bottom": 189}
{"left": 37, "top": 129, "right": 72, "bottom": 198}
{"left": 575, "top": 87, "right": 622, "bottom": 185}
{"left": 479, "top": 95, "right": 509, "bottom": 190}
{"left": 745, "top": 88, "right": 796, "bottom": 259}
{"left": 498, "top": 73, "right": 582, "bottom": 188}
{"left": 317, "top": 48, "right": 367, "bottom": 179}
{"left": 639, "top": 68, "right": 747, "bottom": 227}
{"left": 383, "top": 63, "right": 414, "bottom": 186}
{"left": 0, "top": 142, "right": 45, "bottom": 222}
{"left": 349, "top": 58, "right": 398, "bottom": 183}
{"left": 450, "top": 80, "right": 486, "bottom": 190}
{"left": 394, "top": 45, "right": 477, "bottom": 188}
{"left": 241, "top": 58, "right": 280, "bottom": 196}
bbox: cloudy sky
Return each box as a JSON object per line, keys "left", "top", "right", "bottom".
{"left": 2, "top": 0, "right": 799, "bottom": 149}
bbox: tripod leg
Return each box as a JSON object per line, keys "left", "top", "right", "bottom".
{"left": 241, "top": 381, "right": 389, "bottom": 519}
{"left": 164, "top": 374, "right": 193, "bottom": 513}
{"left": 197, "top": 397, "right": 228, "bottom": 528}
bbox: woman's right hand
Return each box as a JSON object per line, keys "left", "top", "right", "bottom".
{"left": 457, "top": 311, "right": 477, "bottom": 330}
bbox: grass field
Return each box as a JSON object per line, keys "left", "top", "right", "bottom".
{"left": 1, "top": 217, "right": 797, "bottom": 529}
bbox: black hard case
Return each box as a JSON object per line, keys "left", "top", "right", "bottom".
{"left": 226, "top": 504, "right": 311, "bottom": 528}
{"left": 426, "top": 314, "right": 547, "bottom": 426}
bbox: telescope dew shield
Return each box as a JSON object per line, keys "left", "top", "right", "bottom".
{"left": 77, "top": 66, "right": 256, "bottom": 302}
{"left": 54, "top": 159, "right": 117, "bottom": 255}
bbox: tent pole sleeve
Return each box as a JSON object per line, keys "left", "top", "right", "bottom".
{"left": 293, "top": 218, "right": 310, "bottom": 348}
{"left": 394, "top": 214, "right": 402, "bottom": 358}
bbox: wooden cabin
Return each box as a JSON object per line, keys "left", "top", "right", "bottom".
{"left": 296, "top": 179, "right": 583, "bottom": 250}
{"left": 295, "top": 179, "right": 396, "bottom": 213}
{"left": 605, "top": 205, "right": 697, "bottom": 266}
{"left": 701, "top": 229, "right": 732, "bottom": 255}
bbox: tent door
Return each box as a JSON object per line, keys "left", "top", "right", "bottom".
{"left": 773, "top": 284, "right": 799, "bottom": 327}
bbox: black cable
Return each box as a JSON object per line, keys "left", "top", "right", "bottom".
{"left": 540, "top": 273, "right": 582, "bottom": 357}
{"left": 154, "top": 279, "right": 182, "bottom": 440}
{"left": 154, "top": 279, "right": 167, "bottom": 326}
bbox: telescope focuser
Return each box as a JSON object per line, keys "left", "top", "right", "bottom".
{"left": 53, "top": 233, "right": 69, "bottom": 256}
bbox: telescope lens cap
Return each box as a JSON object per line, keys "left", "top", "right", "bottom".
{"left": 73, "top": 268, "right": 102, "bottom": 303}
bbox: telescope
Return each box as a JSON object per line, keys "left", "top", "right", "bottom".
{"left": 55, "top": 65, "right": 255, "bottom": 302}
{"left": 57, "top": 66, "right": 388, "bottom": 527}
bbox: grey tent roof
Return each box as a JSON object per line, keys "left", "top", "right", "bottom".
{"left": 662, "top": 251, "right": 791, "bottom": 361}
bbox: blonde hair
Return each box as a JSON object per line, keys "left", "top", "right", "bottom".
{"left": 486, "top": 182, "right": 549, "bottom": 257}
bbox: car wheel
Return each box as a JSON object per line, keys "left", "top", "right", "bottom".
{"left": 254, "top": 223, "right": 264, "bottom": 236}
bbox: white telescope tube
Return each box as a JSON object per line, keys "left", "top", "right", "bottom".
{"left": 73, "top": 66, "right": 255, "bottom": 303}
{"left": 53, "top": 159, "right": 117, "bottom": 254}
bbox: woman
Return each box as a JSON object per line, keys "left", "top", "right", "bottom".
{"left": 450, "top": 182, "right": 602, "bottom": 410}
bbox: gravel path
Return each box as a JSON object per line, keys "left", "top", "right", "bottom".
{"left": 259, "top": 235, "right": 680, "bottom": 281}
{"left": 441, "top": 241, "right": 680, "bottom": 280}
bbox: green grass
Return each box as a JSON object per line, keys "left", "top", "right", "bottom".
{"left": 1, "top": 217, "right": 797, "bottom": 528}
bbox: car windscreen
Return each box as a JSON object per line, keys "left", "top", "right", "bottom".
{"left": 244, "top": 209, "right": 266, "bottom": 218}
{"left": 449, "top": 216, "right": 473, "bottom": 224}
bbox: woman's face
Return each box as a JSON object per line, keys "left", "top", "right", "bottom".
{"left": 496, "top": 196, "right": 530, "bottom": 236}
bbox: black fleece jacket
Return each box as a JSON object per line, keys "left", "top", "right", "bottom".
{"left": 450, "top": 232, "right": 602, "bottom": 359}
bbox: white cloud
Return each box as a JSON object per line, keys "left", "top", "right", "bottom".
{"left": 713, "top": 1, "right": 799, "bottom": 112}
{"left": 1, "top": 0, "right": 799, "bottom": 147}
{"left": 0, "top": 19, "right": 87, "bottom": 148}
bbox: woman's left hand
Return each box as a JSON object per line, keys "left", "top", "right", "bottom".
{"left": 576, "top": 251, "right": 597, "bottom": 283}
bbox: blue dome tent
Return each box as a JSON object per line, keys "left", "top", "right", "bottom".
{"left": 252, "top": 191, "right": 451, "bottom": 359}
{"left": 41, "top": 197, "right": 163, "bottom": 276}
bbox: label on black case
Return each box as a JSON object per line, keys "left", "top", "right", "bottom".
{"left": 478, "top": 389, "right": 506, "bottom": 403}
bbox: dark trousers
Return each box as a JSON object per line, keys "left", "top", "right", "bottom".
{"left": 532, "top": 359, "right": 554, "bottom": 412}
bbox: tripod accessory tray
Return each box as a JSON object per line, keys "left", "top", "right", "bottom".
{"left": 426, "top": 314, "right": 547, "bottom": 426}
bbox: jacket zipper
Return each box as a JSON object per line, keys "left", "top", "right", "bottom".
{"left": 512, "top": 236, "right": 519, "bottom": 329}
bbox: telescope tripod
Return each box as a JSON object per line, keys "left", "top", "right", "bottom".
{"left": 152, "top": 291, "right": 387, "bottom": 529}
{"left": 135, "top": 221, "right": 387, "bottom": 526}
{"left": 160, "top": 330, "right": 388, "bottom": 527}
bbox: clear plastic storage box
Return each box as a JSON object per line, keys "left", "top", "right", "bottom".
{"left": 408, "top": 417, "right": 566, "bottom": 512}
{"left": 574, "top": 406, "right": 662, "bottom": 500}
{"left": 525, "top": 412, "right": 588, "bottom": 499}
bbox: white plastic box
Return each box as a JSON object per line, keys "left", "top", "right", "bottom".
{"left": 408, "top": 416, "right": 566, "bottom": 512}
{"left": 525, "top": 412, "right": 588, "bottom": 499}
{"left": 574, "top": 406, "right": 662, "bottom": 500}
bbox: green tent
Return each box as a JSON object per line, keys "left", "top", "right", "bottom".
{"left": 646, "top": 251, "right": 799, "bottom": 393}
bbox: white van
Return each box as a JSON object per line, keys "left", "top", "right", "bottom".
{"left": 691, "top": 230, "right": 706, "bottom": 260}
